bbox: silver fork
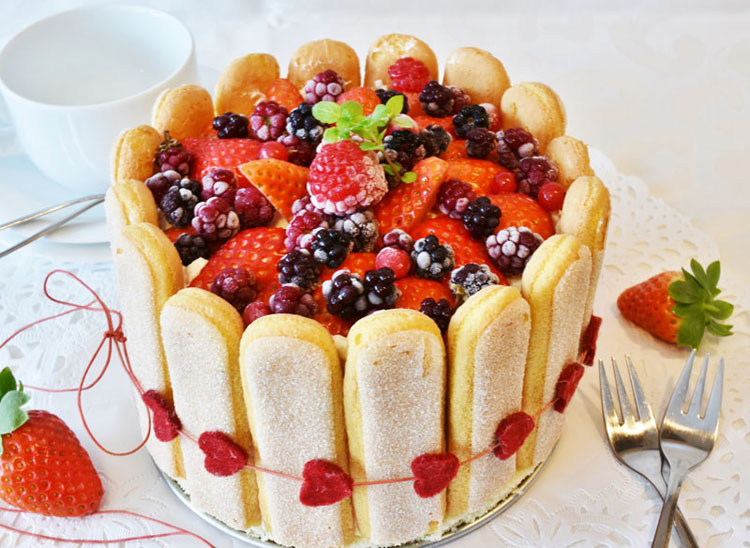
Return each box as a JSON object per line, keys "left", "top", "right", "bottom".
{"left": 652, "top": 351, "right": 724, "bottom": 548}
{"left": 599, "top": 356, "right": 698, "bottom": 548}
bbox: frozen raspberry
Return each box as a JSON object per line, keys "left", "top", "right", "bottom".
{"left": 234, "top": 186, "right": 274, "bottom": 228}
{"left": 269, "top": 284, "right": 316, "bottom": 317}
{"left": 437, "top": 178, "right": 477, "bottom": 219}
{"left": 249, "top": 101, "right": 288, "bottom": 141}
{"left": 466, "top": 128, "right": 497, "bottom": 159}
{"left": 307, "top": 141, "right": 388, "bottom": 215}
{"left": 286, "top": 102, "right": 324, "bottom": 141}
{"left": 243, "top": 301, "right": 270, "bottom": 326}
{"left": 411, "top": 235, "right": 455, "bottom": 281}
{"left": 277, "top": 249, "right": 319, "bottom": 289}
{"left": 516, "top": 156, "right": 559, "bottom": 198}
{"left": 375, "top": 89, "right": 409, "bottom": 114}
{"left": 145, "top": 169, "right": 181, "bottom": 203}
{"left": 419, "top": 81, "right": 454, "bottom": 117}
{"left": 291, "top": 195, "right": 324, "bottom": 216}
{"left": 375, "top": 247, "right": 411, "bottom": 279}
{"left": 304, "top": 70, "right": 345, "bottom": 104}
{"left": 538, "top": 182, "right": 566, "bottom": 211}
{"left": 420, "top": 124, "right": 452, "bottom": 157}
{"left": 192, "top": 197, "right": 240, "bottom": 241}
{"left": 155, "top": 132, "right": 192, "bottom": 176}
{"left": 447, "top": 86, "right": 471, "bottom": 115}
{"left": 364, "top": 268, "right": 401, "bottom": 310}
{"left": 496, "top": 127, "right": 539, "bottom": 170}
{"left": 201, "top": 167, "right": 238, "bottom": 202}
{"left": 333, "top": 210, "right": 379, "bottom": 252}
{"left": 277, "top": 133, "right": 316, "bottom": 166}
{"left": 311, "top": 228, "right": 352, "bottom": 269}
{"left": 381, "top": 228, "right": 414, "bottom": 252}
{"left": 259, "top": 141, "right": 289, "bottom": 161}
{"left": 160, "top": 178, "right": 201, "bottom": 227}
{"left": 450, "top": 263, "right": 499, "bottom": 301}
{"left": 382, "top": 130, "right": 426, "bottom": 174}
{"left": 285, "top": 209, "right": 330, "bottom": 251}
{"left": 420, "top": 298, "right": 453, "bottom": 333}
{"left": 486, "top": 227, "right": 543, "bottom": 275}
{"left": 463, "top": 196, "right": 501, "bottom": 240}
{"left": 322, "top": 270, "right": 368, "bottom": 320}
{"left": 212, "top": 112, "right": 250, "bottom": 139}
{"left": 453, "top": 105, "right": 490, "bottom": 138}
{"left": 174, "top": 233, "right": 210, "bottom": 266}
{"left": 388, "top": 58, "right": 431, "bottom": 93}
{"left": 210, "top": 267, "right": 257, "bottom": 311}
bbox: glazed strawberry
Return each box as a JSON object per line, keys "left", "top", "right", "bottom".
{"left": 337, "top": 87, "right": 381, "bottom": 115}
{"left": 487, "top": 192, "right": 554, "bottom": 239}
{"left": 0, "top": 368, "right": 103, "bottom": 517}
{"left": 394, "top": 277, "right": 454, "bottom": 310}
{"left": 266, "top": 78, "right": 303, "bottom": 112}
{"left": 444, "top": 158, "right": 509, "bottom": 196}
{"left": 412, "top": 115, "right": 457, "bottom": 138}
{"left": 617, "top": 259, "right": 733, "bottom": 348}
{"left": 237, "top": 159, "right": 309, "bottom": 220}
{"left": 441, "top": 140, "right": 468, "bottom": 160}
{"left": 388, "top": 57, "right": 431, "bottom": 93}
{"left": 182, "top": 137, "right": 262, "bottom": 181}
{"left": 320, "top": 252, "right": 377, "bottom": 282}
{"left": 404, "top": 92, "right": 425, "bottom": 117}
{"left": 312, "top": 287, "right": 353, "bottom": 336}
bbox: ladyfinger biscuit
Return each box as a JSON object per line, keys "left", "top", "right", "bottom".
{"left": 110, "top": 125, "right": 162, "bottom": 184}
{"left": 517, "top": 235, "right": 591, "bottom": 471}
{"left": 104, "top": 178, "right": 158, "bottom": 245}
{"left": 160, "top": 288, "right": 261, "bottom": 530}
{"left": 345, "top": 310, "right": 446, "bottom": 544}
{"left": 443, "top": 47, "right": 510, "bottom": 107}
{"left": 214, "top": 53, "right": 280, "bottom": 116}
{"left": 152, "top": 84, "right": 214, "bottom": 140}
{"left": 364, "top": 33, "right": 438, "bottom": 89}
{"left": 288, "top": 39, "right": 360, "bottom": 91}
{"left": 545, "top": 136, "right": 594, "bottom": 189}
{"left": 240, "top": 314, "right": 354, "bottom": 548}
{"left": 501, "top": 82, "right": 566, "bottom": 151}
{"left": 113, "top": 223, "right": 185, "bottom": 479}
{"left": 446, "top": 286, "right": 530, "bottom": 521}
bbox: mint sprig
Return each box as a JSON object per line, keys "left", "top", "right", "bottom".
{"left": 312, "top": 95, "right": 417, "bottom": 184}
{"left": 0, "top": 367, "right": 29, "bottom": 455}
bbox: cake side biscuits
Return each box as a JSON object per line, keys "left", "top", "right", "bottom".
{"left": 443, "top": 47, "right": 510, "bottom": 107}
{"left": 501, "top": 82, "right": 566, "bottom": 151}
{"left": 214, "top": 53, "right": 280, "bottom": 116}
{"left": 364, "top": 33, "right": 438, "bottom": 89}
{"left": 152, "top": 84, "right": 214, "bottom": 140}
{"left": 288, "top": 39, "right": 361, "bottom": 91}
{"left": 110, "top": 125, "right": 162, "bottom": 184}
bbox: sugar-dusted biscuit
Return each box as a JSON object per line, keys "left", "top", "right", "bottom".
{"left": 443, "top": 47, "right": 510, "bottom": 107}
{"left": 345, "top": 309, "right": 446, "bottom": 544}
{"left": 446, "top": 285, "right": 530, "bottom": 521}
{"left": 152, "top": 84, "right": 214, "bottom": 140}
{"left": 545, "top": 136, "right": 594, "bottom": 189}
{"left": 110, "top": 125, "right": 162, "bottom": 184}
{"left": 161, "top": 288, "right": 261, "bottom": 530}
{"left": 501, "top": 82, "right": 566, "bottom": 151}
{"left": 517, "top": 234, "right": 591, "bottom": 471}
{"left": 364, "top": 33, "right": 438, "bottom": 89}
{"left": 288, "top": 39, "right": 360, "bottom": 91}
{"left": 214, "top": 53, "right": 280, "bottom": 116}
{"left": 104, "top": 178, "right": 158, "bottom": 245}
{"left": 240, "top": 314, "right": 354, "bottom": 548}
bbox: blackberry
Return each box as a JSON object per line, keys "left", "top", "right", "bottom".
{"left": 155, "top": 133, "right": 192, "bottom": 176}
{"left": 419, "top": 81, "right": 454, "bottom": 117}
{"left": 160, "top": 178, "right": 202, "bottom": 227}
{"left": 277, "top": 133, "right": 316, "bottom": 166}
{"left": 210, "top": 267, "right": 257, "bottom": 311}
{"left": 250, "top": 101, "right": 288, "bottom": 141}
{"left": 363, "top": 267, "right": 400, "bottom": 310}
{"left": 192, "top": 197, "right": 241, "bottom": 241}
{"left": 333, "top": 210, "right": 379, "bottom": 252}
{"left": 234, "top": 186, "right": 274, "bottom": 228}
{"left": 453, "top": 105, "right": 490, "bottom": 138}
{"left": 465, "top": 128, "right": 497, "bottom": 159}
{"left": 212, "top": 112, "right": 250, "bottom": 139}
{"left": 322, "top": 270, "right": 368, "bottom": 320}
{"left": 437, "top": 178, "right": 477, "bottom": 219}
{"left": 411, "top": 235, "right": 455, "bottom": 280}
{"left": 145, "top": 169, "right": 181, "bottom": 202}
{"left": 420, "top": 298, "right": 453, "bottom": 333}
{"left": 515, "top": 156, "right": 559, "bottom": 198}
{"left": 420, "top": 124, "right": 452, "bottom": 157}
{"left": 285, "top": 103, "right": 324, "bottom": 142}
{"left": 201, "top": 167, "right": 238, "bottom": 202}
{"left": 450, "top": 263, "right": 499, "bottom": 302}
{"left": 269, "top": 284, "right": 316, "bottom": 317}
{"left": 375, "top": 89, "right": 409, "bottom": 114}
{"left": 446, "top": 86, "right": 471, "bottom": 115}
{"left": 486, "top": 227, "right": 543, "bottom": 275}
{"left": 304, "top": 70, "right": 345, "bottom": 104}
{"left": 381, "top": 228, "right": 414, "bottom": 253}
{"left": 382, "top": 130, "right": 426, "bottom": 172}
{"left": 496, "top": 127, "right": 539, "bottom": 170}
{"left": 174, "top": 233, "right": 210, "bottom": 266}
{"left": 463, "top": 196, "right": 501, "bottom": 240}
{"left": 311, "top": 228, "right": 352, "bottom": 269}
{"left": 277, "top": 249, "right": 319, "bottom": 289}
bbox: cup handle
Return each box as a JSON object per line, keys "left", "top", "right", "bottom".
{"left": 0, "top": 94, "right": 22, "bottom": 156}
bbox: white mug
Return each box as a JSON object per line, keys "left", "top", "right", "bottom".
{"left": 0, "top": 5, "right": 198, "bottom": 193}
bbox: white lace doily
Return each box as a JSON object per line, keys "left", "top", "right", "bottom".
{"left": 0, "top": 149, "right": 747, "bottom": 547}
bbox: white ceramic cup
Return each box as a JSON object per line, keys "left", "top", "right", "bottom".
{"left": 0, "top": 5, "right": 198, "bottom": 193}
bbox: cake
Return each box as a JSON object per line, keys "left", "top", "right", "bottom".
{"left": 105, "top": 33, "right": 610, "bottom": 548}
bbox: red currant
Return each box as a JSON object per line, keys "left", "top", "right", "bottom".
{"left": 259, "top": 140, "right": 289, "bottom": 161}
{"left": 538, "top": 182, "right": 566, "bottom": 211}
{"left": 489, "top": 171, "right": 517, "bottom": 194}
{"left": 375, "top": 247, "right": 411, "bottom": 279}
{"left": 243, "top": 301, "right": 270, "bottom": 326}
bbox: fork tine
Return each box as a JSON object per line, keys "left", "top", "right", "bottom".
{"left": 612, "top": 357, "right": 637, "bottom": 422}
{"left": 702, "top": 358, "right": 724, "bottom": 429}
{"left": 625, "top": 355, "right": 654, "bottom": 422}
{"left": 687, "top": 354, "right": 710, "bottom": 416}
{"left": 665, "top": 350, "right": 696, "bottom": 417}
{"left": 599, "top": 360, "right": 620, "bottom": 431}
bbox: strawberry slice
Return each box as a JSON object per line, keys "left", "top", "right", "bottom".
{"left": 337, "top": 87, "right": 381, "bottom": 115}
{"left": 394, "top": 277, "right": 454, "bottom": 310}
{"left": 182, "top": 137, "right": 262, "bottom": 181}
{"left": 404, "top": 92, "right": 425, "bottom": 117}
{"left": 164, "top": 225, "right": 196, "bottom": 243}
{"left": 412, "top": 115, "right": 457, "bottom": 138}
{"left": 374, "top": 157, "right": 448, "bottom": 236}
{"left": 444, "top": 158, "right": 509, "bottom": 196}
{"left": 311, "top": 287, "right": 352, "bottom": 337}
{"left": 487, "top": 192, "right": 554, "bottom": 239}
{"left": 266, "top": 78, "right": 303, "bottom": 113}
{"left": 237, "top": 159, "right": 309, "bottom": 221}
{"left": 441, "top": 140, "right": 467, "bottom": 161}
{"left": 320, "top": 252, "right": 377, "bottom": 282}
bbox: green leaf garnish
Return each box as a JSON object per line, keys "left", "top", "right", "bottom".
{"left": 386, "top": 94, "right": 404, "bottom": 118}
{"left": 401, "top": 171, "right": 417, "bottom": 183}
{"left": 0, "top": 368, "right": 29, "bottom": 455}
{"left": 312, "top": 102, "right": 342, "bottom": 124}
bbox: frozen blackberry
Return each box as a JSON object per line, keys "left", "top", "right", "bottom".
{"left": 437, "top": 178, "right": 477, "bottom": 219}
{"left": 486, "top": 227, "right": 543, "bottom": 275}
{"left": 192, "top": 197, "right": 240, "bottom": 241}
{"left": 496, "top": 127, "right": 539, "bottom": 170}
{"left": 201, "top": 167, "right": 238, "bottom": 202}
{"left": 463, "top": 196, "right": 501, "bottom": 240}
{"left": 155, "top": 133, "right": 192, "bottom": 176}
{"left": 419, "top": 81, "right": 454, "bottom": 117}
{"left": 420, "top": 298, "right": 453, "bottom": 333}
{"left": 515, "top": 156, "right": 559, "bottom": 198}
{"left": 453, "top": 105, "right": 490, "bottom": 138}
{"left": 210, "top": 267, "right": 257, "bottom": 311}
{"left": 269, "top": 284, "right": 316, "bottom": 317}
{"left": 277, "top": 133, "right": 316, "bottom": 166}
{"left": 249, "top": 101, "right": 288, "bottom": 141}
{"left": 420, "top": 124, "right": 452, "bottom": 157}
{"left": 322, "top": 270, "right": 368, "bottom": 320}
{"left": 333, "top": 210, "right": 379, "bottom": 252}
{"left": 174, "top": 233, "right": 210, "bottom": 266}
{"left": 411, "top": 235, "right": 455, "bottom": 280}
{"left": 285, "top": 102, "right": 324, "bottom": 142}
{"left": 304, "top": 70, "right": 345, "bottom": 104}
{"left": 382, "top": 130, "right": 426, "bottom": 172}
{"left": 363, "top": 268, "right": 401, "bottom": 310}
{"left": 381, "top": 228, "right": 414, "bottom": 253}
{"left": 311, "top": 228, "right": 352, "bottom": 269}
{"left": 446, "top": 86, "right": 471, "bottom": 115}
{"left": 234, "top": 186, "right": 274, "bottom": 228}
{"left": 160, "top": 178, "right": 202, "bottom": 227}
{"left": 212, "top": 112, "right": 250, "bottom": 139}
{"left": 277, "top": 249, "right": 319, "bottom": 289}
{"left": 465, "top": 128, "right": 497, "bottom": 159}
{"left": 375, "top": 89, "right": 409, "bottom": 114}
{"left": 145, "top": 169, "right": 181, "bottom": 202}
{"left": 450, "top": 263, "right": 499, "bottom": 301}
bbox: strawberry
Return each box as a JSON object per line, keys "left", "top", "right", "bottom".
{"left": 164, "top": 225, "right": 196, "bottom": 243}
{"left": 394, "top": 277, "right": 454, "bottom": 310}
{"left": 441, "top": 140, "right": 468, "bottom": 161}
{"left": 337, "top": 87, "right": 381, "bottom": 115}
{"left": 266, "top": 78, "right": 303, "bottom": 113}
{"left": 237, "top": 159, "right": 309, "bottom": 221}
{"left": 412, "top": 115, "right": 457, "bottom": 138}
{"left": 617, "top": 259, "right": 733, "bottom": 348}
{"left": 487, "top": 192, "right": 555, "bottom": 239}
{"left": 320, "top": 252, "right": 377, "bottom": 282}
{"left": 182, "top": 137, "right": 262, "bottom": 181}
{"left": 0, "top": 368, "right": 103, "bottom": 516}
{"left": 312, "top": 287, "right": 352, "bottom": 336}
{"left": 444, "top": 158, "right": 509, "bottom": 196}
{"left": 374, "top": 156, "right": 448, "bottom": 236}
{"left": 404, "top": 92, "right": 425, "bottom": 117}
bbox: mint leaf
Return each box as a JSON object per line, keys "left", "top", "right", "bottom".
{"left": 401, "top": 171, "right": 417, "bottom": 183}
{"left": 341, "top": 101, "right": 363, "bottom": 121}
{"left": 323, "top": 127, "right": 342, "bottom": 143}
{"left": 312, "top": 101, "right": 342, "bottom": 124}
{"left": 393, "top": 115, "right": 416, "bottom": 128}
{"left": 383, "top": 164, "right": 395, "bottom": 176}
{"left": 386, "top": 94, "right": 404, "bottom": 118}
{"left": 359, "top": 142, "right": 381, "bottom": 151}
{"left": 0, "top": 368, "right": 15, "bottom": 400}
{"left": 0, "top": 390, "right": 29, "bottom": 435}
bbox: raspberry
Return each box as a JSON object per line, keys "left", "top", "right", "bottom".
{"left": 449, "top": 263, "right": 499, "bottom": 302}
{"left": 516, "top": 156, "right": 559, "bottom": 198}
{"left": 437, "top": 178, "right": 477, "bottom": 219}
{"left": 381, "top": 228, "right": 414, "bottom": 252}
{"left": 333, "top": 210, "right": 379, "bottom": 252}
{"left": 212, "top": 112, "right": 250, "bottom": 139}
{"left": 259, "top": 141, "right": 289, "bottom": 161}
{"left": 420, "top": 124, "right": 452, "bottom": 157}
{"left": 382, "top": 130, "right": 427, "bottom": 173}
{"left": 243, "top": 301, "right": 271, "bottom": 326}
{"left": 303, "top": 70, "right": 345, "bottom": 104}
{"left": 363, "top": 267, "right": 401, "bottom": 310}
{"left": 285, "top": 209, "right": 330, "bottom": 251}
{"left": 286, "top": 102, "right": 324, "bottom": 142}
{"left": 155, "top": 132, "right": 192, "bottom": 176}
{"left": 446, "top": 86, "right": 471, "bottom": 115}
{"left": 192, "top": 197, "right": 241, "bottom": 241}
{"left": 496, "top": 127, "right": 539, "bottom": 170}
{"left": 311, "top": 228, "right": 352, "bottom": 269}
{"left": 174, "top": 233, "right": 210, "bottom": 266}
{"left": 481, "top": 103, "right": 501, "bottom": 131}
{"left": 375, "top": 89, "right": 409, "bottom": 114}
{"left": 234, "top": 186, "right": 274, "bottom": 228}
{"left": 419, "top": 81, "right": 454, "bottom": 117}
{"left": 538, "top": 182, "right": 566, "bottom": 211}
{"left": 277, "top": 249, "right": 319, "bottom": 289}
{"left": 291, "top": 196, "right": 324, "bottom": 216}
{"left": 145, "top": 169, "right": 181, "bottom": 203}
{"left": 486, "top": 227, "right": 543, "bottom": 275}
{"left": 210, "top": 267, "right": 257, "bottom": 311}
{"left": 419, "top": 298, "right": 453, "bottom": 333}
{"left": 463, "top": 196, "right": 501, "bottom": 240}
{"left": 411, "top": 235, "right": 455, "bottom": 280}
{"left": 307, "top": 141, "right": 388, "bottom": 215}
{"left": 160, "top": 178, "right": 202, "bottom": 227}
{"left": 269, "top": 284, "right": 316, "bottom": 317}
{"left": 388, "top": 58, "right": 431, "bottom": 93}
{"left": 465, "top": 128, "right": 497, "bottom": 159}
{"left": 277, "top": 134, "right": 316, "bottom": 167}
{"left": 322, "top": 270, "right": 368, "bottom": 320}
{"left": 249, "top": 101, "right": 288, "bottom": 141}
{"left": 453, "top": 105, "right": 490, "bottom": 138}
{"left": 201, "top": 167, "right": 238, "bottom": 202}
{"left": 375, "top": 247, "right": 411, "bottom": 279}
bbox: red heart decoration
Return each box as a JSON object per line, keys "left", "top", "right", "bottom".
{"left": 492, "top": 411, "right": 535, "bottom": 460}
{"left": 299, "top": 459, "right": 353, "bottom": 507}
{"left": 554, "top": 362, "right": 585, "bottom": 413}
{"left": 141, "top": 390, "right": 182, "bottom": 441}
{"left": 580, "top": 315, "right": 602, "bottom": 366}
{"left": 411, "top": 452, "right": 459, "bottom": 498}
{"left": 198, "top": 431, "right": 248, "bottom": 476}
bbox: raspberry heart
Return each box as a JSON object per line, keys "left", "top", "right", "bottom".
{"left": 198, "top": 431, "right": 248, "bottom": 477}
{"left": 554, "top": 363, "right": 585, "bottom": 413}
{"left": 580, "top": 315, "right": 603, "bottom": 366}
{"left": 141, "top": 390, "right": 181, "bottom": 442}
{"left": 299, "top": 459, "right": 353, "bottom": 507}
{"left": 492, "top": 411, "right": 535, "bottom": 460}
{"left": 411, "top": 452, "right": 459, "bottom": 498}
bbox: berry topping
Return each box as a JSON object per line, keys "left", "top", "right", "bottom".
{"left": 243, "top": 301, "right": 271, "bottom": 326}
{"left": 212, "top": 112, "right": 250, "bottom": 139}
{"left": 363, "top": 267, "right": 400, "bottom": 310}
{"left": 304, "top": 70, "right": 345, "bottom": 104}
{"left": 411, "top": 235, "right": 455, "bottom": 281}
{"left": 450, "top": 262, "right": 500, "bottom": 301}
{"left": 446, "top": 86, "right": 471, "bottom": 115}
{"left": 419, "top": 81, "right": 454, "bottom": 118}
{"left": 269, "top": 283, "right": 317, "bottom": 316}
{"left": 249, "top": 101, "right": 289, "bottom": 141}
{"left": 174, "top": 233, "right": 210, "bottom": 266}
{"left": 311, "top": 228, "right": 352, "bottom": 269}
{"left": 234, "top": 186, "right": 275, "bottom": 228}
{"left": 463, "top": 196, "right": 501, "bottom": 240}
{"left": 285, "top": 208, "right": 330, "bottom": 251}
{"left": 266, "top": 78, "right": 303, "bottom": 112}
{"left": 489, "top": 192, "right": 554, "bottom": 239}
{"left": 375, "top": 89, "right": 410, "bottom": 114}
{"left": 490, "top": 171, "right": 517, "bottom": 193}
{"left": 277, "top": 134, "right": 316, "bottom": 166}
{"left": 465, "top": 128, "right": 497, "bottom": 159}
{"left": 394, "top": 277, "right": 454, "bottom": 311}
{"left": 286, "top": 102, "right": 325, "bottom": 142}
{"left": 156, "top": 133, "right": 193, "bottom": 176}
{"left": 299, "top": 459, "right": 353, "bottom": 507}
{"left": 496, "top": 127, "right": 539, "bottom": 170}
{"left": 486, "top": 227, "right": 543, "bottom": 275}
{"left": 515, "top": 156, "right": 559, "bottom": 198}
{"left": 453, "top": 105, "right": 490, "bottom": 139}
{"left": 538, "top": 182, "right": 566, "bottom": 211}
{"left": 145, "top": 169, "right": 181, "bottom": 203}
{"left": 210, "top": 266, "right": 257, "bottom": 311}
{"left": 382, "top": 130, "right": 427, "bottom": 176}
{"left": 388, "top": 57, "right": 431, "bottom": 93}
{"left": 437, "top": 177, "right": 477, "bottom": 219}
{"left": 238, "top": 159, "right": 310, "bottom": 220}
{"left": 381, "top": 228, "right": 414, "bottom": 253}
{"left": 420, "top": 124, "right": 452, "bottom": 157}
{"left": 333, "top": 209, "right": 379, "bottom": 252}
{"left": 201, "top": 167, "right": 238, "bottom": 202}
{"left": 493, "top": 412, "right": 535, "bottom": 460}
{"left": 192, "top": 197, "right": 241, "bottom": 241}
{"left": 277, "top": 249, "right": 320, "bottom": 289}
{"left": 337, "top": 87, "right": 381, "bottom": 115}
{"left": 160, "top": 177, "right": 202, "bottom": 227}
{"left": 183, "top": 137, "right": 262, "bottom": 181}
{"left": 411, "top": 452, "right": 459, "bottom": 498}
{"left": 419, "top": 297, "right": 454, "bottom": 333}
{"left": 259, "top": 140, "right": 289, "bottom": 161}
{"left": 444, "top": 158, "right": 508, "bottom": 196}
{"left": 198, "top": 431, "right": 248, "bottom": 477}
{"left": 322, "top": 269, "right": 368, "bottom": 320}
{"left": 375, "top": 247, "right": 411, "bottom": 279}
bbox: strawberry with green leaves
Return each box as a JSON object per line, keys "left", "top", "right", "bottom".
{"left": 617, "top": 259, "right": 733, "bottom": 348}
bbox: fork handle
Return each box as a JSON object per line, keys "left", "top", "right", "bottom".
{"left": 672, "top": 507, "right": 699, "bottom": 548}
{"left": 652, "top": 470, "right": 685, "bottom": 548}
